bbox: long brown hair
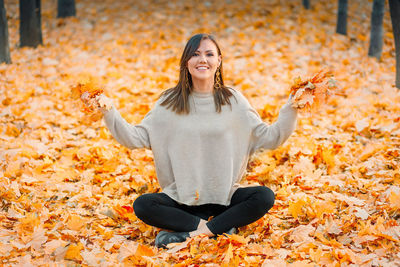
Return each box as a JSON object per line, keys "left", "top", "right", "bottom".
{"left": 160, "top": 34, "right": 234, "bottom": 114}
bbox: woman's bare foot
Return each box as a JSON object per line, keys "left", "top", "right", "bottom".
{"left": 189, "top": 220, "right": 214, "bottom": 238}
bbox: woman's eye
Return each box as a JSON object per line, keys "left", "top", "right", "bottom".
{"left": 207, "top": 53, "right": 214, "bottom": 57}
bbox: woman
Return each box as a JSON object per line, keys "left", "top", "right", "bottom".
{"left": 89, "top": 33, "right": 297, "bottom": 248}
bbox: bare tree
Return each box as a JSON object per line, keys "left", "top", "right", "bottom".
{"left": 20, "top": 0, "right": 42, "bottom": 47}
{"left": 389, "top": 0, "right": 400, "bottom": 88}
{"left": 302, "top": 0, "right": 310, "bottom": 9}
{"left": 368, "top": 0, "right": 385, "bottom": 60}
{"left": 0, "top": 0, "right": 11, "bottom": 63}
{"left": 57, "top": 0, "right": 76, "bottom": 18}
{"left": 336, "top": 0, "right": 348, "bottom": 35}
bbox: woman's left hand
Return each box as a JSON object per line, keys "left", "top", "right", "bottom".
{"left": 95, "top": 94, "right": 113, "bottom": 112}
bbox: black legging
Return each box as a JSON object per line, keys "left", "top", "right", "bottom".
{"left": 133, "top": 186, "right": 275, "bottom": 235}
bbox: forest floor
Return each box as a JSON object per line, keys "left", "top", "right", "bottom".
{"left": 1, "top": 0, "right": 399, "bottom": 266}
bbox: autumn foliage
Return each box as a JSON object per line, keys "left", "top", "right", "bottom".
{"left": 290, "top": 70, "right": 338, "bottom": 111}
{"left": 1, "top": 0, "right": 399, "bottom": 266}
{"left": 71, "top": 80, "right": 105, "bottom": 121}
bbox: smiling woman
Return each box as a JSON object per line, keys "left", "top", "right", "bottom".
{"left": 84, "top": 33, "right": 298, "bottom": 249}
{"left": 160, "top": 34, "right": 234, "bottom": 114}
{"left": 187, "top": 38, "right": 221, "bottom": 91}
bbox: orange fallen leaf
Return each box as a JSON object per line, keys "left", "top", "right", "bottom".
{"left": 389, "top": 191, "right": 400, "bottom": 209}
{"left": 289, "top": 224, "right": 315, "bottom": 243}
{"left": 118, "top": 241, "right": 156, "bottom": 262}
{"left": 71, "top": 80, "right": 104, "bottom": 101}
{"left": 228, "top": 234, "right": 248, "bottom": 245}
{"left": 222, "top": 243, "right": 233, "bottom": 264}
{"left": 18, "top": 213, "right": 40, "bottom": 233}
{"left": 290, "top": 70, "right": 338, "bottom": 111}
{"left": 70, "top": 80, "right": 105, "bottom": 121}
{"left": 121, "top": 205, "right": 134, "bottom": 213}
{"left": 66, "top": 214, "right": 87, "bottom": 231}
{"left": 288, "top": 198, "right": 307, "bottom": 219}
{"left": 112, "top": 205, "right": 137, "bottom": 222}
{"left": 64, "top": 242, "right": 84, "bottom": 262}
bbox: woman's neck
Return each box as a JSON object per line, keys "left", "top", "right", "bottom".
{"left": 192, "top": 78, "right": 214, "bottom": 94}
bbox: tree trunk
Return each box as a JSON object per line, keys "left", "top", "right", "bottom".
{"left": 20, "top": 0, "right": 42, "bottom": 47}
{"left": 368, "top": 0, "right": 385, "bottom": 60}
{"left": 303, "top": 0, "right": 310, "bottom": 9}
{"left": 0, "top": 0, "right": 11, "bottom": 63}
{"left": 336, "top": 0, "right": 348, "bottom": 35}
{"left": 57, "top": 0, "right": 76, "bottom": 18}
{"left": 389, "top": 0, "right": 400, "bottom": 88}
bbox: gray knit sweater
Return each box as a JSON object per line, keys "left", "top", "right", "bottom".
{"left": 103, "top": 89, "right": 297, "bottom": 205}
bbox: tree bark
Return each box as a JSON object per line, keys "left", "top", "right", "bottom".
{"left": 336, "top": 0, "right": 348, "bottom": 35}
{"left": 303, "top": 0, "right": 310, "bottom": 9}
{"left": 57, "top": 0, "right": 76, "bottom": 18}
{"left": 389, "top": 0, "right": 400, "bottom": 88}
{"left": 20, "top": 0, "right": 42, "bottom": 47}
{"left": 368, "top": 0, "right": 385, "bottom": 60}
{"left": 0, "top": 0, "right": 11, "bottom": 63}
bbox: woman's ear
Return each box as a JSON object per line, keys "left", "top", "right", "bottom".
{"left": 218, "top": 55, "right": 222, "bottom": 67}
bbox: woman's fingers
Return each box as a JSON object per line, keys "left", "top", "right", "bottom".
{"left": 81, "top": 92, "right": 99, "bottom": 109}
{"left": 81, "top": 91, "right": 91, "bottom": 104}
{"left": 80, "top": 93, "right": 112, "bottom": 112}
{"left": 96, "top": 94, "right": 113, "bottom": 111}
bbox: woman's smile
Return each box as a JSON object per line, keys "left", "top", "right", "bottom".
{"left": 196, "top": 65, "right": 209, "bottom": 71}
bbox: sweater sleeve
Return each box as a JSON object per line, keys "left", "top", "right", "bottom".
{"left": 102, "top": 106, "right": 151, "bottom": 149}
{"left": 249, "top": 101, "right": 297, "bottom": 152}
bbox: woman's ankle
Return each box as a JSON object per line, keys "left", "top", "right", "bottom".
{"left": 196, "top": 219, "right": 207, "bottom": 230}
{"left": 189, "top": 223, "right": 214, "bottom": 238}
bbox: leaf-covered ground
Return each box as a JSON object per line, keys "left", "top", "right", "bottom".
{"left": 1, "top": 0, "right": 399, "bottom": 266}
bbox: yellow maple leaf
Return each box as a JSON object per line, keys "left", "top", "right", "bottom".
{"left": 222, "top": 243, "right": 233, "bottom": 264}
{"left": 290, "top": 70, "right": 337, "bottom": 111}
{"left": 18, "top": 213, "right": 40, "bottom": 233}
{"left": 65, "top": 242, "right": 84, "bottom": 262}
{"left": 67, "top": 214, "right": 87, "bottom": 231}
{"left": 322, "top": 147, "right": 335, "bottom": 173}
{"left": 312, "top": 200, "right": 336, "bottom": 219}
{"left": 4, "top": 160, "right": 22, "bottom": 178}
{"left": 389, "top": 191, "right": 400, "bottom": 209}
{"left": 288, "top": 199, "right": 307, "bottom": 219}
{"left": 229, "top": 234, "right": 248, "bottom": 245}
{"left": 135, "top": 243, "right": 155, "bottom": 257}
{"left": 5, "top": 123, "right": 20, "bottom": 137}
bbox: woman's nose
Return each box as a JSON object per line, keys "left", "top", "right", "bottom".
{"left": 199, "top": 54, "right": 207, "bottom": 63}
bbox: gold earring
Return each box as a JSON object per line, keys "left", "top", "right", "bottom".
{"left": 215, "top": 67, "right": 222, "bottom": 90}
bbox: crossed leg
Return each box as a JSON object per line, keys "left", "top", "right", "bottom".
{"left": 133, "top": 192, "right": 204, "bottom": 232}
{"left": 133, "top": 186, "right": 275, "bottom": 237}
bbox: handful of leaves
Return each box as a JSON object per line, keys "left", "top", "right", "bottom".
{"left": 71, "top": 81, "right": 112, "bottom": 122}
{"left": 290, "top": 70, "right": 338, "bottom": 111}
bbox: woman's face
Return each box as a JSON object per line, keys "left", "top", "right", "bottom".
{"left": 187, "top": 39, "right": 221, "bottom": 84}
